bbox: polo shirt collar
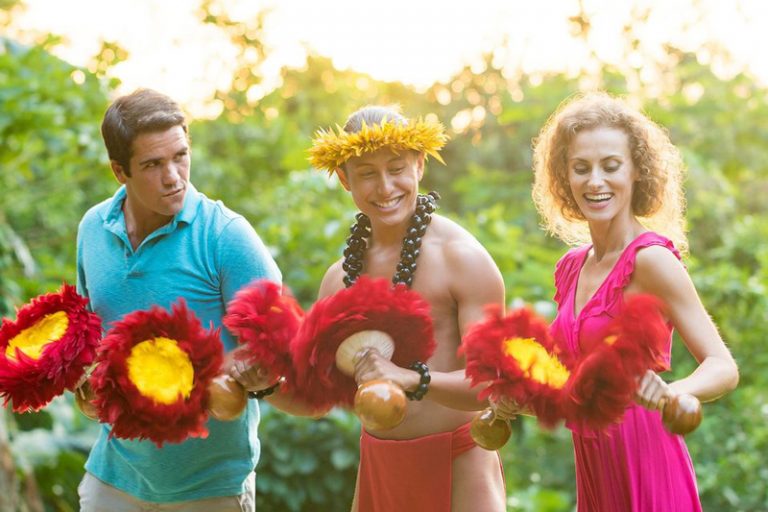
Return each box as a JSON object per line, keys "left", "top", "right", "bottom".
{"left": 177, "top": 183, "right": 202, "bottom": 224}
{"left": 100, "top": 183, "right": 202, "bottom": 236}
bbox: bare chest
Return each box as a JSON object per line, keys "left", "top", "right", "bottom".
{"left": 362, "top": 248, "right": 461, "bottom": 369}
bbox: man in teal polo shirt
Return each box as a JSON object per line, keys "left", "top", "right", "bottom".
{"left": 76, "top": 88, "right": 278, "bottom": 511}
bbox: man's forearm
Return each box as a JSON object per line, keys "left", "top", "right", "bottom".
{"left": 422, "top": 369, "right": 488, "bottom": 411}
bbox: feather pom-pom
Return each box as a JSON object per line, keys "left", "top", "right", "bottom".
{"left": 0, "top": 284, "right": 101, "bottom": 412}
{"left": 291, "top": 277, "right": 435, "bottom": 412}
{"left": 563, "top": 347, "right": 636, "bottom": 429}
{"left": 90, "top": 300, "right": 222, "bottom": 447}
{"left": 465, "top": 295, "right": 672, "bottom": 432}
{"left": 462, "top": 306, "right": 569, "bottom": 427}
{"left": 610, "top": 294, "right": 670, "bottom": 374}
{"left": 562, "top": 294, "right": 671, "bottom": 429}
{"left": 223, "top": 279, "right": 303, "bottom": 390}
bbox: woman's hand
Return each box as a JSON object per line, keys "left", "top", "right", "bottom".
{"left": 636, "top": 369, "right": 673, "bottom": 411}
{"left": 489, "top": 395, "right": 521, "bottom": 420}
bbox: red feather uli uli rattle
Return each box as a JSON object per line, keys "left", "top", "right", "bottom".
{"left": 291, "top": 277, "right": 436, "bottom": 430}
{"left": 0, "top": 284, "right": 101, "bottom": 413}
{"left": 462, "top": 295, "right": 702, "bottom": 450}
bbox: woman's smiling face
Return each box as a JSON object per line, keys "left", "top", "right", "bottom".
{"left": 567, "top": 126, "right": 639, "bottom": 226}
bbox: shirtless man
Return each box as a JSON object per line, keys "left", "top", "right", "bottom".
{"left": 310, "top": 106, "right": 506, "bottom": 512}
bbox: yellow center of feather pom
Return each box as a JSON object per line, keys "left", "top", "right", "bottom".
{"left": 502, "top": 337, "right": 570, "bottom": 389}
{"left": 6, "top": 311, "right": 69, "bottom": 360}
{"left": 126, "top": 337, "right": 194, "bottom": 405}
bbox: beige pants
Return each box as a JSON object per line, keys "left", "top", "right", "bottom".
{"left": 78, "top": 471, "right": 255, "bottom": 512}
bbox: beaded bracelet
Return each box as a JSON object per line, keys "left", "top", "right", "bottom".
{"left": 405, "top": 361, "right": 430, "bottom": 401}
{"left": 248, "top": 381, "right": 280, "bottom": 400}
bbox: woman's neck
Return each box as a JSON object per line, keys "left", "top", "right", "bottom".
{"left": 588, "top": 216, "right": 646, "bottom": 261}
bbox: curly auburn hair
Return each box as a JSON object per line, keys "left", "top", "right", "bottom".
{"left": 532, "top": 92, "right": 687, "bottom": 253}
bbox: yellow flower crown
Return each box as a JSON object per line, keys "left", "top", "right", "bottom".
{"left": 309, "top": 118, "right": 448, "bottom": 174}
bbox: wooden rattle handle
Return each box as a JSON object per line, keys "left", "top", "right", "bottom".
{"left": 207, "top": 374, "right": 248, "bottom": 421}
{"left": 470, "top": 407, "right": 512, "bottom": 451}
{"left": 335, "top": 330, "right": 395, "bottom": 376}
{"left": 336, "top": 331, "right": 406, "bottom": 431}
{"left": 75, "top": 380, "right": 99, "bottom": 420}
{"left": 661, "top": 393, "right": 702, "bottom": 436}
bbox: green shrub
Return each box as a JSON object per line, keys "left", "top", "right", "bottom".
{"left": 256, "top": 406, "right": 360, "bottom": 511}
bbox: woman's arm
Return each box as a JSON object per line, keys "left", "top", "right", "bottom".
{"left": 632, "top": 245, "right": 739, "bottom": 405}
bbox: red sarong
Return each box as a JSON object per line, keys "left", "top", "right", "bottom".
{"left": 357, "top": 423, "right": 479, "bottom": 512}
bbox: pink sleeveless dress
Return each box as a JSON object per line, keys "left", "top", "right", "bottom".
{"left": 550, "top": 232, "right": 702, "bottom": 511}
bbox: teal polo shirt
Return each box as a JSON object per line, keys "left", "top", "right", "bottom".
{"left": 76, "top": 184, "right": 281, "bottom": 503}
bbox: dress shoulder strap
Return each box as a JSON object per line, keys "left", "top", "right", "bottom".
{"left": 603, "top": 231, "right": 681, "bottom": 309}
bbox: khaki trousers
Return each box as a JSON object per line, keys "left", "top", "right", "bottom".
{"left": 78, "top": 471, "right": 255, "bottom": 512}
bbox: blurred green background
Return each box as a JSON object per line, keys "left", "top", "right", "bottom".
{"left": 2, "top": 1, "right": 767, "bottom": 510}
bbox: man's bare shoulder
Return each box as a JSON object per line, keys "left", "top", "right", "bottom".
{"left": 429, "top": 215, "right": 494, "bottom": 262}
{"left": 427, "top": 215, "right": 503, "bottom": 290}
{"left": 425, "top": 215, "right": 505, "bottom": 333}
{"left": 319, "top": 258, "right": 345, "bottom": 299}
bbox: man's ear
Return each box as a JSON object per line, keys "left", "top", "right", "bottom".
{"left": 336, "top": 168, "right": 350, "bottom": 191}
{"left": 110, "top": 160, "right": 129, "bottom": 184}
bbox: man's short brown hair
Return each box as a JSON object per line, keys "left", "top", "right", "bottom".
{"left": 101, "top": 89, "right": 188, "bottom": 176}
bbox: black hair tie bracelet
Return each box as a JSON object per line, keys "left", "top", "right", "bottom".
{"left": 248, "top": 381, "right": 280, "bottom": 400}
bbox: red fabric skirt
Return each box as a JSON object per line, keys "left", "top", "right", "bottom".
{"left": 357, "top": 423, "right": 477, "bottom": 512}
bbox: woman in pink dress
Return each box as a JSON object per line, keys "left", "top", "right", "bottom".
{"left": 530, "top": 92, "right": 739, "bottom": 511}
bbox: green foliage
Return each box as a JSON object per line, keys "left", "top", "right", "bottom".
{"left": 0, "top": 35, "right": 112, "bottom": 510}
{"left": 32, "top": 450, "right": 88, "bottom": 512}
{"left": 191, "top": 136, "right": 356, "bottom": 304}
{"left": 9, "top": 397, "right": 100, "bottom": 512}
{"left": 0, "top": 37, "right": 113, "bottom": 305}
{"left": 681, "top": 213, "right": 768, "bottom": 511}
{"left": 241, "top": 173, "right": 353, "bottom": 306}
{"left": 501, "top": 418, "right": 576, "bottom": 511}
{"left": 256, "top": 406, "right": 360, "bottom": 511}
